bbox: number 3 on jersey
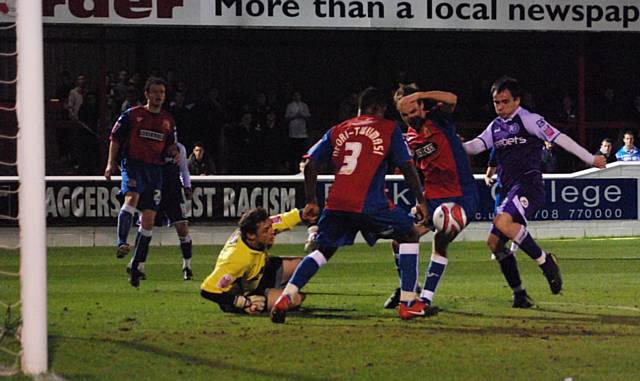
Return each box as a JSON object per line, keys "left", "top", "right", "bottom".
{"left": 338, "top": 142, "right": 362, "bottom": 175}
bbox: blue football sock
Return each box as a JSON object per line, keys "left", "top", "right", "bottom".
{"left": 398, "top": 243, "right": 419, "bottom": 306}
{"left": 289, "top": 250, "right": 327, "bottom": 290}
{"left": 117, "top": 205, "right": 135, "bottom": 246}
{"left": 420, "top": 253, "right": 448, "bottom": 304}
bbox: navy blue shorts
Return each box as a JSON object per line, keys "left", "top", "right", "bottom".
{"left": 498, "top": 181, "right": 545, "bottom": 226}
{"left": 316, "top": 207, "right": 415, "bottom": 248}
{"left": 155, "top": 173, "right": 187, "bottom": 226}
{"left": 120, "top": 159, "right": 163, "bottom": 212}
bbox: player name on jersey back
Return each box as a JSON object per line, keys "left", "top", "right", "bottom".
{"left": 333, "top": 123, "right": 386, "bottom": 157}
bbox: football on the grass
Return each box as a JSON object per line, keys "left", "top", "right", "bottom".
{"left": 432, "top": 202, "right": 467, "bottom": 235}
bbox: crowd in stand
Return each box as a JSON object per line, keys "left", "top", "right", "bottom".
{"left": 46, "top": 69, "right": 640, "bottom": 176}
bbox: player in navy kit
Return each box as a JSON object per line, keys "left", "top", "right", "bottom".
{"left": 463, "top": 76, "right": 606, "bottom": 306}
{"left": 383, "top": 86, "right": 479, "bottom": 311}
{"left": 155, "top": 142, "right": 195, "bottom": 281}
{"left": 104, "top": 77, "right": 178, "bottom": 288}
{"left": 270, "top": 87, "right": 429, "bottom": 323}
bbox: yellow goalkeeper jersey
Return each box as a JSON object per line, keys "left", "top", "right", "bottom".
{"left": 201, "top": 208, "right": 302, "bottom": 296}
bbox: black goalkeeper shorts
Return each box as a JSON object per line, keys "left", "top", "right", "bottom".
{"left": 254, "top": 256, "right": 284, "bottom": 295}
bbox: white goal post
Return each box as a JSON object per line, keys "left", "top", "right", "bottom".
{"left": 16, "top": 0, "right": 48, "bottom": 375}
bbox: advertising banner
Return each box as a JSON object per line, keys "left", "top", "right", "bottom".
{"left": 0, "top": 177, "right": 637, "bottom": 226}
{"left": 1, "top": 0, "right": 640, "bottom": 32}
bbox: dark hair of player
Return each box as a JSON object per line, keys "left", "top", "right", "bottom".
{"left": 602, "top": 138, "right": 612, "bottom": 144}
{"left": 238, "top": 208, "right": 270, "bottom": 238}
{"left": 144, "top": 77, "right": 167, "bottom": 93}
{"left": 491, "top": 76, "right": 522, "bottom": 100}
{"left": 394, "top": 84, "right": 420, "bottom": 99}
{"left": 358, "top": 87, "right": 387, "bottom": 113}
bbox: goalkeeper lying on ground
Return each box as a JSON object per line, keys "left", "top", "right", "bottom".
{"left": 200, "top": 207, "right": 317, "bottom": 315}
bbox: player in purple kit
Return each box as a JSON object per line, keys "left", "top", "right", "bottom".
{"left": 383, "top": 85, "right": 479, "bottom": 310}
{"left": 104, "top": 77, "right": 178, "bottom": 288}
{"left": 463, "top": 76, "right": 606, "bottom": 306}
{"left": 270, "top": 87, "right": 429, "bottom": 323}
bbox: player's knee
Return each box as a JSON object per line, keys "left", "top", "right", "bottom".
{"left": 493, "top": 213, "right": 512, "bottom": 233}
{"left": 176, "top": 222, "right": 189, "bottom": 236}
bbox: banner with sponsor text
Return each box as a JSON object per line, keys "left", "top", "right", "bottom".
{"left": 0, "top": 177, "right": 637, "bottom": 226}
{"left": 1, "top": 1, "right": 640, "bottom": 32}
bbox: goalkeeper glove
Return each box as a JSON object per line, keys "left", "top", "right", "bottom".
{"left": 233, "top": 295, "right": 250, "bottom": 309}
{"left": 244, "top": 295, "right": 266, "bottom": 315}
{"left": 304, "top": 225, "right": 318, "bottom": 253}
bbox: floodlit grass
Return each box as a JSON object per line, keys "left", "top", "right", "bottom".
{"left": 1, "top": 238, "right": 640, "bottom": 380}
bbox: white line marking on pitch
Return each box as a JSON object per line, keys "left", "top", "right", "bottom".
{"left": 538, "top": 301, "right": 640, "bottom": 313}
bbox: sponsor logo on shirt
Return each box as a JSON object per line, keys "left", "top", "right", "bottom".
{"left": 494, "top": 136, "right": 527, "bottom": 148}
{"left": 139, "top": 129, "right": 165, "bottom": 141}
{"left": 270, "top": 215, "right": 282, "bottom": 224}
{"left": 543, "top": 126, "right": 556, "bottom": 139}
{"left": 536, "top": 118, "right": 557, "bottom": 139}
{"left": 414, "top": 142, "right": 437, "bottom": 159}
{"left": 217, "top": 274, "right": 233, "bottom": 289}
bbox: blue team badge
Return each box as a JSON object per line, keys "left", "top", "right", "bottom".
{"left": 508, "top": 123, "right": 520, "bottom": 134}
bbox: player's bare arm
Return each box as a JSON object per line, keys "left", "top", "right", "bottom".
{"left": 398, "top": 160, "right": 428, "bottom": 225}
{"left": 400, "top": 90, "right": 458, "bottom": 113}
{"left": 301, "top": 204, "right": 320, "bottom": 225}
{"left": 303, "top": 158, "right": 319, "bottom": 205}
{"left": 104, "top": 140, "right": 120, "bottom": 180}
{"left": 485, "top": 166, "right": 497, "bottom": 186}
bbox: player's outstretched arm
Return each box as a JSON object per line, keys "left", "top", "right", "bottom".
{"left": 554, "top": 134, "right": 606, "bottom": 168}
{"left": 463, "top": 138, "right": 487, "bottom": 155}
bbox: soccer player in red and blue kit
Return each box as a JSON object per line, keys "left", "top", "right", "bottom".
{"left": 270, "top": 87, "right": 429, "bottom": 323}
{"left": 383, "top": 86, "right": 479, "bottom": 311}
{"left": 104, "top": 77, "right": 178, "bottom": 288}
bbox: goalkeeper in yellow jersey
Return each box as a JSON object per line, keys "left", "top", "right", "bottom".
{"left": 201, "top": 207, "right": 318, "bottom": 315}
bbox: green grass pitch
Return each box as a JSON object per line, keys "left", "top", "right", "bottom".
{"left": 1, "top": 237, "right": 639, "bottom": 380}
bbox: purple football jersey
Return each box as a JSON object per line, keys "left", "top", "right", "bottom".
{"left": 476, "top": 107, "right": 560, "bottom": 190}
